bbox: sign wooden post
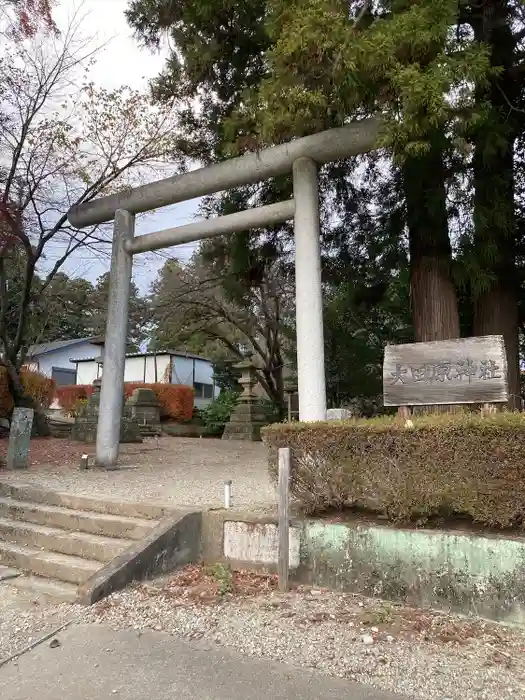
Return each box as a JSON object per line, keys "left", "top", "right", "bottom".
{"left": 278, "top": 447, "right": 291, "bottom": 592}
{"left": 383, "top": 336, "right": 509, "bottom": 409}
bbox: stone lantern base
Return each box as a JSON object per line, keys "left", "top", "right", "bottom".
{"left": 222, "top": 400, "right": 268, "bottom": 441}
{"left": 126, "top": 387, "right": 161, "bottom": 437}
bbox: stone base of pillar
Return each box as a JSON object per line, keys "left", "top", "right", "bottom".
{"left": 71, "top": 380, "right": 142, "bottom": 444}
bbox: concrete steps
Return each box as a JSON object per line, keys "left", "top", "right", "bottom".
{"left": 48, "top": 421, "right": 72, "bottom": 439}
{"left": 0, "top": 518, "right": 132, "bottom": 562}
{"left": 7, "top": 572, "right": 78, "bottom": 602}
{"left": 0, "top": 482, "right": 163, "bottom": 603}
{"left": 0, "top": 541, "right": 100, "bottom": 584}
{"left": 0, "top": 498, "right": 156, "bottom": 540}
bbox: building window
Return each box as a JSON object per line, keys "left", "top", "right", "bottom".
{"left": 194, "top": 382, "right": 213, "bottom": 399}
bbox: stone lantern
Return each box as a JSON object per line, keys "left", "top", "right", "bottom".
{"left": 222, "top": 357, "right": 268, "bottom": 441}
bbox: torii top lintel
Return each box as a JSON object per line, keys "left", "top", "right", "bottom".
{"left": 67, "top": 118, "right": 379, "bottom": 229}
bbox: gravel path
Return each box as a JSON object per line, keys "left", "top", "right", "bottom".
{"left": 0, "top": 584, "right": 74, "bottom": 665}
{"left": 0, "top": 437, "right": 275, "bottom": 510}
{"left": 76, "top": 567, "right": 525, "bottom": 700}
{"left": 2, "top": 567, "right": 525, "bottom": 698}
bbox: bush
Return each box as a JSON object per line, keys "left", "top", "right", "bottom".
{"left": 124, "top": 383, "right": 194, "bottom": 421}
{"left": 56, "top": 382, "right": 194, "bottom": 422}
{"left": 55, "top": 385, "right": 93, "bottom": 415}
{"left": 21, "top": 370, "right": 55, "bottom": 409}
{"left": 263, "top": 412, "right": 525, "bottom": 529}
{"left": 201, "top": 390, "right": 239, "bottom": 433}
{"left": 0, "top": 367, "right": 55, "bottom": 419}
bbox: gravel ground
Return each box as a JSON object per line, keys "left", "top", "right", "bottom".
{"left": 2, "top": 435, "right": 525, "bottom": 699}
{"left": 0, "top": 583, "right": 75, "bottom": 665}
{"left": 0, "top": 437, "right": 275, "bottom": 510}
{"left": 75, "top": 566, "right": 525, "bottom": 700}
{"left": 2, "top": 567, "right": 525, "bottom": 698}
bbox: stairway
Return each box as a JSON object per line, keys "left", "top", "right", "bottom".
{"left": 0, "top": 483, "right": 164, "bottom": 602}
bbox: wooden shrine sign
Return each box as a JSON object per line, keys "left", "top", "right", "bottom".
{"left": 383, "top": 335, "right": 508, "bottom": 407}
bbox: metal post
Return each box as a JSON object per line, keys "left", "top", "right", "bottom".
{"left": 95, "top": 209, "right": 134, "bottom": 468}
{"left": 292, "top": 157, "right": 327, "bottom": 421}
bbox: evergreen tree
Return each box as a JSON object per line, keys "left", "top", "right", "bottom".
{"left": 127, "top": 0, "right": 525, "bottom": 404}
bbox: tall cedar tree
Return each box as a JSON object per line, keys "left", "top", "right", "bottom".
{"left": 127, "top": 0, "right": 525, "bottom": 403}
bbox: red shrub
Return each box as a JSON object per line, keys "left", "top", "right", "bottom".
{"left": 21, "top": 369, "right": 55, "bottom": 409}
{"left": 55, "top": 384, "right": 93, "bottom": 413}
{"left": 55, "top": 382, "right": 194, "bottom": 422}
{"left": 125, "top": 383, "right": 194, "bottom": 421}
{"left": 0, "top": 367, "right": 56, "bottom": 419}
{"left": 156, "top": 384, "right": 194, "bottom": 421}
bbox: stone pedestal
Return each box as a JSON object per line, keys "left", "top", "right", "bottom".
{"left": 71, "top": 380, "right": 142, "bottom": 444}
{"left": 6, "top": 407, "right": 33, "bottom": 469}
{"left": 222, "top": 359, "right": 268, "bottom": 442}
{"left": 126, "top": 388, "right": 161, "bottom": 437}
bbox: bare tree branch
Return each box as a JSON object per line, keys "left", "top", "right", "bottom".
{"left": 0, "top": 15, "right": 181, "bottom": 383}
{"left": 149, "top": 250, "right": 294, "bottom": 412}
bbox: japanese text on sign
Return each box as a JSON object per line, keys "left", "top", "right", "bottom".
{"left": 382, "top": 335, "right": 508, "bottom": 406}
{"left": 390, "top": 359, "right": 501, "bottom": 385}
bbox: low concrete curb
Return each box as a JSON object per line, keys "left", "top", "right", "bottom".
{"left": 77, "top": 511, "right": 202, "bottom": 605}
{"left": 201, "top": 510, "right": 525, "bottom": 627}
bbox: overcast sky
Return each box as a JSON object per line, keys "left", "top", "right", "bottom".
{"left": 53, "top": 0, "right": 201, "bottom": 294}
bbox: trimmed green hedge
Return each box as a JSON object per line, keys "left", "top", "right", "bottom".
{"left": 263, "top": 413, "right": 525, "bottom": 528}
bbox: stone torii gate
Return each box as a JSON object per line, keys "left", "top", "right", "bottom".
{"left": 68, "top": 119, "right": 379, "bottom": 467}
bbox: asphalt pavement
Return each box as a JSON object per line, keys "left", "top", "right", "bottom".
{"left": 1, "top": 624, "right": 409, "bottom": 700}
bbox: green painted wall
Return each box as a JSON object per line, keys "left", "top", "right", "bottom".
{"left": 301, "top": 522, "right": 525, "bottom": 625}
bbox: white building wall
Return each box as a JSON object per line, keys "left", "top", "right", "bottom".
{"left": 124, "top": 355, "right": 170, "bottom": 383}
{"left": 76, "top": 360, "right": 101, "bottom": 385}
{"left": 170, "top": 357, "right": 216, "bottom": 387}
{"left": 194, "top": 358, "right": 215, "bottom": 385}
{"left": 171, "top": 356, "right": 194, "bottom": 385}
{"left": 171, "top": 356, "right": 217, "bottom": 408}
{"left": 76, "top": 355, "right": 172, "bottom": 385}
{"left": 35, "top": 341, "right": 100, "bottom": 378}
{"left": 75, "top": 353, "right": 217, "bottom": 408}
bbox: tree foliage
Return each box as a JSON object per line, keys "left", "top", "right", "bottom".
{"left": 1, "top": 0, "right": 57, "bottom": 38}
{"left": 127, "top": 0, "right": 525, "bottom": 410}
{"left": 149, "top": 246, "right": 294, "bottom": 414}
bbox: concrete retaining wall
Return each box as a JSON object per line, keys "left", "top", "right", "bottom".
{"left": 201, "top": 511, "right": 301, "bottom": 573}
{"left": 78, "top": 511, "right": 202, "bottom": 605}
{"left": 201, "top": 512, "right": 525, "bottom": 625}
